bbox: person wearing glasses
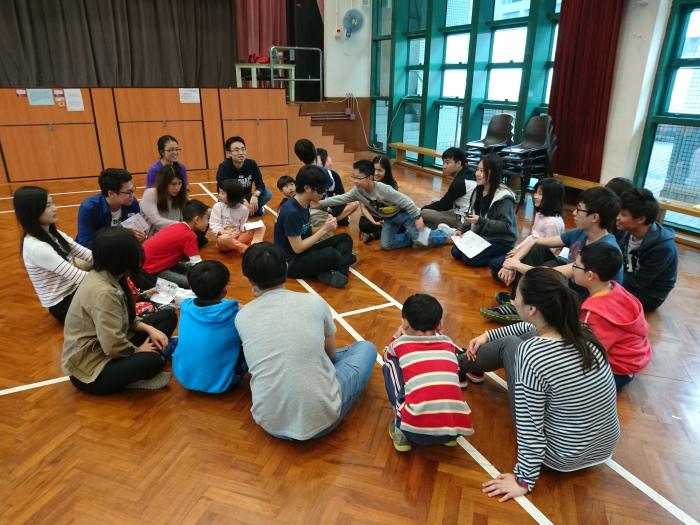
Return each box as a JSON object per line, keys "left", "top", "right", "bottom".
{"left": 76, "top": 168, "right": 144, "bottom": 249}
{"left": 216, "top": 136, "right": 272, "bottom": 217}
{"left": 146, "top": 135, "right": 188, "bottom": 188}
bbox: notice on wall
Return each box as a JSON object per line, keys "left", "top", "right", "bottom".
{"left": 27, "top": 89, "right": 54, "bottom": 106}
{"left": 179, "top": 88, "right": 200, "bottom": 104}
{"left": 64, "top": 89, "right": 85, "bottom": 112}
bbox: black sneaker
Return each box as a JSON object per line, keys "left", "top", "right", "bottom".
{"left": 318, "top": 270, "right": 348, "bottom": 288}
{"left": 458, "top": 371, "right": 469, "bottom": 389}
{"left": 495, "top": 291, "right": 512, "bottom": 305}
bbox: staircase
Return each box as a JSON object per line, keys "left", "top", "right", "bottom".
{"left": 286, "top": 104, "right": 354, "bottom": 163}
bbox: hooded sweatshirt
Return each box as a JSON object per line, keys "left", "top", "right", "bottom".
{"left": 173, "top": 298, "right": 242, "bottom": 393}
{"left": 581, "top": 281, "right": 652, "bottom": 375}
{"left": 459, "top": 184, "right": 518, "bottom": 245}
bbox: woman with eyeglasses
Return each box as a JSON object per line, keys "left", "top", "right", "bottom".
{"left": 146, "top": 135, "right": 189, "bottom": 188}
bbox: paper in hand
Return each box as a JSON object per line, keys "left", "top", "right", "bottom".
{"left": 243, "top": 220, "right": 265, "bottom": 231}
{"left": 120, "top": 213, "right": 149, "bottom": 233}
{"left": 451, "top": 230, "right": 492, "bottom": 259}
{"left": 149, "top": 278, "right": 179, "bottom": 305}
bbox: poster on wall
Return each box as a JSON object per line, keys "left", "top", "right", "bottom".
{"left": 179, "top": 88, "right": 200, "bottom": 104}
{"left": 27, "top": 89, "right": 54, "bottom": 106}
{"left": 64, "top": 89, "right": 85, "bottom": 112}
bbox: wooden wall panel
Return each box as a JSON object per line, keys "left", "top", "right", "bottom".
{"left": 222, "top": 120, "right": 288, "bottom": 166}
{"left": 90, "top": 88, "right": 124, "bottom": 169}
{"left": 0, "top": 89, "right": 94, "bottom": 126}
{"left": 219, "top": 89, "right": 287, "bottom": 120}
{"left": 114, "top": 88, "right": 202, "bottom": 122}
{"left": 0, "top": 152, "right": 8, "bottom": 184}
{"left": 0, "top": 124, "right": 102, "bottom": 181}
{"left": 119, "top": 121, "right": 207, "bottom": 173}
{"left": 200, "top": 88, "right": 224, "bottom": 170}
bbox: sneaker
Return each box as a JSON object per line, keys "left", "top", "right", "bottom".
{"left": 457, "top": 371, "right": 469, "bottom": 389}
{"left": 360, "top": 232, "right": 372, "bottom": 244}
{"left": 437, "top": 223, "right": 457, "bottom": 237}
{"left": 479, "top": 304, "right": 521, "bottom": 325}
{"left": 495, "top": 291, "right": 512, "bottom": 306}
{"left": 465, "top": 371, "right": 485, "bottom": 384}
{"left": 318, "top": 270, "right": 348, "bottom": 288}
{"left": 388, "top": 421, "right": 412, "bottom": 452}
{"left": 126, "top": 371, "right": 171, "bottom": 390}
{"left": 415, "top": 227, "right": 431, "bottom": 247}
{"left": 162, "top": 336, "right": 178, "bottom": 361}
{"left": 443, "top": 439, "right": 458, "bottom": 447}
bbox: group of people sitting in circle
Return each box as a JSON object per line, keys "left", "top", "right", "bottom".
{"left": 13, "top": 133, "right": 679, "bottom": 501}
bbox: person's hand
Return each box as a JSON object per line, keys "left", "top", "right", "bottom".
{"left": 321, "top": 215, "right": 338, "bottom": 233}
{"left": 371, "top": 217, "right": 384, "bottom": 226}
{"left": 482, "top": 473, "right": 528, "bottom": 502}
{"left": 502, "top": 257, "right": 520, "bottom": 271}
{"left": 415, "top": 216, "right": 425, "bottom": 231}
{"left": 393, "top": 325, "right": 404, "bottom": 339}
{"left": 498, "top": 268, "right": 516, "bottom": 286}
{"left": 466, "top": 214, "right": 480, "bottom": 225}
{"left": 73, "top": 257, "right": 93, "bottom": 271}
{"left": 467, "top": 333, "right": 489, "bottom": 360}
{"left": 128, "top": 228, "right": 146, "bottom": 242}
{"left": 453, "top": 230, "right": 462, "bottom": 237}
{"left": 136, "top": 338, "right": 158, "bottom": 353}
{"left": 144, "top": 326, "right": 169, "bottom": 351}
{"left": 249, "top": 195, "right": 259, "bottom": 213}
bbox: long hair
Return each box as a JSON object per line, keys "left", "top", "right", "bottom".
{"left": 372, "top": 155, "right": 398, "bottom": 189}
{"left": 479, "top": 153, "right": 503, "bottom": 205}
{"left": 13, "top": 186, "right": 72, "bottom": 259}
{"left": 155, "top": 164, "right": 187, "bottom": 213}
{"left": 533, "top": 178, "right": 564, "bottom": 217}
{"left": 519, "top": 267, "right": 608, "bottom": 371}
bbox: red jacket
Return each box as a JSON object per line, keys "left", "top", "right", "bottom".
{"left": 581, "top": 281, "right": 652, "bottom": 375}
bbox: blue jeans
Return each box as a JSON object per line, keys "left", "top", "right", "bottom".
{"left": 248, "top": 188, "right": 273, "bottom": 216}
{"left": 380, "top": 211, "right": 449, "bottom": 250}
{"left": 311, "top": 340, "right": 378, "bottom": 439}
{"left": 451, "top": 239, "right": 512, "bottom": 267}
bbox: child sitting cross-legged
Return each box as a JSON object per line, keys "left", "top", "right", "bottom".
{"left": 383, "top": 293, "right": 474, "bottom": 452}
{"left": 172, "top": 260, "right": 247, "bottom": 393}
{"left": 211, "top": 179, "right": 266, "bottom": 255}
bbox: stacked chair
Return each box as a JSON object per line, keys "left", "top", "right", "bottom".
{"left": 464, "top": 114, "right": 514, "bottom": 173}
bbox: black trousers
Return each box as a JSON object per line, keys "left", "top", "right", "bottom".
{"left": 69, "top": 309, "right": 178, "bottom": 395}
{"left": 48, "top": 292, "right": 75, "bottom": 324}
{"left": 287, "top": 233, "right": 354, "bottom": 278}
{"left": 358, "top": 216, "right": 382, "bottom": 235}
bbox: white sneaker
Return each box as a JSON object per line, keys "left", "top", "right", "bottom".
{"left": 437, "top": 223, "right": 457, "bottom": 237}
{"left": 415, "top": 227, "right": 431, "bottom": 247}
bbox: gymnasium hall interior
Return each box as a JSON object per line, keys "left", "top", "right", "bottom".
{"left": 1, "top": 0, "right": 699, "bottom": 523}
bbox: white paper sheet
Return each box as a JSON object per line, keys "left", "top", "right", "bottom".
{"left": 150, "top": 278, "right": 179, "bottom": 305}
{"left": 178, "top": 88, "right": 200, "bottom": 103}
{"left": 243, "top": 220, "right": 265, "bottom": 231}
{"left": 120, "top": 213, "right": 150, "bottom": 233}
{"left": 64, "top": 89, "right": 84, "bottom": 111}
{"left": 451, "top": 230, "right": 492, "bottom": 259}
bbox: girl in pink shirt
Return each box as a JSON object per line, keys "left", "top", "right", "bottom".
{"left": 210, "top": 180, "right": 266, "bottom": 254}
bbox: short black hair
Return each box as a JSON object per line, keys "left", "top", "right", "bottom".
{"left": 224, "top": 136, "right": 246, "bottom": 152}
{"left": 317, "top": 148, "right": 329, "bottom": 166}
{"left": 580, "top": 242, "right": 623, "bottom": 282}
{"left": 219, "top": 179, "right": 245, "bottom": 205}
{"left": 188, "top": 260, "right": 230, "bottom": 300}
{"left": 294, "top": 138, "right": 317, "bottom": 164}
{"left": 578, "top": 186, "right": 620, "bottom": 231}
{"left": 92, "top": 227, "right": 143, "bottom": 277}
{"left": 183, "top": 199, "right": 209, "bottom": 222}
{"left": 533, "top": 178, "right": 564, "bottom": 217}
{"left": 442, "top": 147, "right": 466, "bottom": 166}
{"left": 402, "top": 293, "right": 443, "bottom": 332}
{"left": 605, "top": 177, "right": 635, "bottom": 199}
{"left": 621, "top": 188, "right": 659, "bottom": 225}
{"left": 276, "top": 175, "right": 295, "bottom": 190}
{"left": 295, "top": 165, "right": 328, "bottom": 194}
{"left": 242, "top": 242, "right": 287, "bottom": 290}
{"left": 353, "top": 159, "right": 374, "bottom": 178}
{"left": 98, "top": 168, "right": 132, "bottom": 197}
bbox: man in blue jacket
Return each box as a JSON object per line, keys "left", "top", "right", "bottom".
{"left": 616, "top": 188, "right": 678, "bottom": 311}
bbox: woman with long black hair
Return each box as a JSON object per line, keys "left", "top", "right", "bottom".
{"left": 461, "top": 267, "right": 619, "bottom": 499}
{"left": 140, "top": 164, "right": 188, "bottom": 235}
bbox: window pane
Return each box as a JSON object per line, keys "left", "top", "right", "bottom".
{"left": 492, "top": 27, "right": 527, "bottom": 63}
{"left": 680, "top": 9, "right": 700, "bottom": 59}
{"left": 551, "top": 24, "right": 558, "bottom": 61}
{"left": 408, "top": 0, "right": 428, "bottom": 32}
{"left": 446, "top": 0, "right": 474, "bottom": 26}
{"left": 376, "top": 0, "right": 393, "bottom": 36}
{"left": 435, "top": 106, "right": 464, "bottom": 165}
{"left": 373, "top": 100, "right": 390, "bottom": 150}
{"left": 445, "top": 33, "right": 470, "bottom": 64}
{"left": 487, "top": 69, "right": 522, "bottom": 101}
{"left": 442, "top": 70, "right": 467, "bottom": 97}
{"left": 407, "top": 70, "right": 424, "bottom": 96}
{"left": 408, "top": 38, "right": 425, "bottom": 65}
{"left": 545, "top": 68, "right": 553, "bottom": 103}
{"left": 480, "top": 108, "right": 516, "bottom": 140}
{"left": 668, "top": 67, "right": 700, "bottom": 114}
{"left": 403, "top": 102, "right": 422, "bottom": 160}
{"left": 644, "top": 123, "right": 700, "bottom": 230}
{"left": 555, "top": 0, "right": 562, "bottom": 14}
{"left": 373, "top": 40, "right": 392, "bottom": 97}
{"left": 493, "top": 0, "right": 530, "bottom": 21}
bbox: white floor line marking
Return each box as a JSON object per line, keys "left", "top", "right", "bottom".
{"left": 485, "top": 371, "right": 510, "bottom": 390}
{"left": 338, "top": 302, "right": 394, "bottom": 318}
{"left": 0, "top": 376, "right": 70, "bottom": 396}
{"left": 348, "top": 268, "right": 403, "bottom": 309}
{"left": 197, "top": 182, "right": 218, "bottom": 201}
{"left": 458, "top": 438, "right": 555, "bottom": 525}
{"left": 605, "top": 459, "right": 700, "bottom": 525}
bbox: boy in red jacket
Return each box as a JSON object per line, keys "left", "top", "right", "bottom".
{"left": 573, "top": 242, "right": 652, "bottom": 390}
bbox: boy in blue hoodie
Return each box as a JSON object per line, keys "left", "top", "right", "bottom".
{"left": 172, "top": 260, "right": 247, "bottom": 393}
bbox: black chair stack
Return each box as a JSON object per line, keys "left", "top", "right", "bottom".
{"left": 464, "top": 114, "right": 514, "bottom": 173}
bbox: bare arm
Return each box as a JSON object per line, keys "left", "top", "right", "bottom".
{"left": 288, "top": 215, "right": 337, "bottom": 254}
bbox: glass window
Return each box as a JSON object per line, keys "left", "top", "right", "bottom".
{"left": 492, "top": 27, "right": 527, "bottom": 63}
{"left": 408, "top": 0, "right": 428, "bottom": 32}
{"left": 487, "top": 69, "right": 522, "bottom": 101}
{"left": 555, "top": 0, "right": 562, "bottom": 14}
{"left": 373, "top": 100, "right": 390, "bottom": 149}
{"left": 493, "top": 0, "right": 531, "bottom": 21}
{"left": 551, "top": 24, "right": 559, "bottom": 61}
{"left": 668, "top": 67, "right": 700, "bottom": 114}
{"left": 680, "top": 9, "right": 700, "bottom": 58}
{"left": 445, "top": 33, "right": 470, "bottom": 64}
{"left": 435, "top": 106, "right": 464, "bottom": 165}
{"left": 408, "top": 38, "right": 425, "bottom": 65}
{"left": 442, "top": 70, "right": 468, "bottom": 98}
{"left": 373, "top": 40, "right": 392, "bottom": 97}
{"left": 446, "top": 0, "right": 473, "bottom": 27}
{"left": 545, "top": 68, "right": 553, "bottom": 104}
{"left": 407, "top": 70, "right": 424, "bottom": 96}
{"left": 643, "top": 124, "right": 700, "bottom": 230}
{"left": 376, "top": 0, "right": 393, "bottom": 36}
{"left": 403, "top": 102, "right": 422, "bottom": 160}
{"left": 480, "top": 109, "right": 516, "bottom": 140}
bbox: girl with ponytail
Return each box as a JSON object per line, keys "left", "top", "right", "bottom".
{"left": 460, "top": 267, "right": 620, "bottom": 500}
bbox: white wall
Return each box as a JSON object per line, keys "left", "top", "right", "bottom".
{"left": 599, "top": 0, "right": 672, "bottom": 183}
{"left": 323, "top": 1, "right": 372, "bottom": 97}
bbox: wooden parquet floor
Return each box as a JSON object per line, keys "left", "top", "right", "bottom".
{"left": 1, "top": 163, "right": 699, "bottom": 524}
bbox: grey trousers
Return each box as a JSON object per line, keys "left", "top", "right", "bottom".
{"left": 420, "top": 208, "right": 461, "bottom": 229}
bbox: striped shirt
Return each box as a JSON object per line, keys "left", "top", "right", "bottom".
{"left": 486, "top": 322, "right": 620, "bottom": 489}
{"left": 23, "top": 232, "right": 93, "bottom": 308}
{"left": 384, "top": 334, "right": 474, "bottom": 437}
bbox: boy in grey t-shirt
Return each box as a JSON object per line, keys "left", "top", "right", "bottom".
{"left": 235, "top": 242, "right": 377, "bottom": 440}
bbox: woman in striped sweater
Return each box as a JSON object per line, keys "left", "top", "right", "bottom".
{"left": 14, "top": 186, "right": 93, "bottom": 323}
{"left": 462, "top": 267, "right": 620, "bottom": 500}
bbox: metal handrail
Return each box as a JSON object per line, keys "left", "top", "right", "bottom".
{"left": 269, "top": 45, "right": 323, "bottom": 101}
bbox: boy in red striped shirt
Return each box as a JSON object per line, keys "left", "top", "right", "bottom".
{"left": 383, "top": 294, "right": 474, "bottom": 452}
